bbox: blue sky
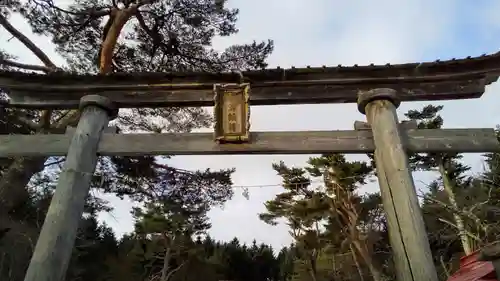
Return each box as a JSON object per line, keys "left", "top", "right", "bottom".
{"left": 2, "top": 0, "right": 500, "bottom": 250}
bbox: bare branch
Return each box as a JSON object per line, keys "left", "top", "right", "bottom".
{"left": 418, "top": 191, "right": 483, "bottom": 225}
{"left": 0, "top": 58, "right": 53, "bottom": 72}
{"left": 0, "top": 14, "right": 58, "bottom": 70}
{"left": 44, "top": 158, "right": 65, "bottom": 167}
{"left": 52, "top": 110, "right": 72, "bottom": 124}
{"left": 135, "top": 9, "right": 154, "bottom": 36}
{"left": 164, "top": 260, "right": 187, "bottom": 281}
{"left": 439, "top": 255, "right": 451, "bottom": 278}
{"left": 136, "top": 0, "right": 159, "bottom": 8}
{"left": 437, "top": 217, "right": 482, "bottom": 241}
{"left": 468, "top": 185, "right": 493, "bottom": 213}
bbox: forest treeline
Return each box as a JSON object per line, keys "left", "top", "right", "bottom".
{"left": 1, "top": 1, "right": 500, "bottom": 281}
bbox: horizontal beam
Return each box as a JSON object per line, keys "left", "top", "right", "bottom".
{"left": 3, "top": 52, "right": 500, "bottom": 109}
{"left": 3, "top": 79, "right": 489, "bottom": 109}
{"left": 0, "top": 129, "right": 498, "bottom": 157}
{"left": 354, "top": 120, "right": 418, "bottom": 130}
{"left": 2, "top": 51, "right": 500, "bottom": 85}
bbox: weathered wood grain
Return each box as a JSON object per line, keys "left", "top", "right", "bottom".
{"left": 213, "top": 83, "right": 251, "bottom": 143}
{"left": 353, "top": 120, "right": 418, "bottom": 130}
{"left": 23, "top": 106, "right": 110, "bottom": 281}
{"left": 3, "top": 51, "right": 500, "bottom": 109}
{"left": 2, "top": 49, "right": 500, "bottom": 84}
{"left": 0, "top": 129, "right": 498, "bottom": 157}
{"left": 1, "top": 76, "right": 489, "bottom": 109}
{"left": 65, "top": 125, "right": 118, "bottom": 134}
{"left": 365, "top": 98, "right": 438, "bottom": 281}
{"left": 374, "top": 148, "right": 414, "bottom": 280}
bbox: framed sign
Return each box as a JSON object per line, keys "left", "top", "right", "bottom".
{"left": 213, "top": 83, "right": 250, "bottom": 143}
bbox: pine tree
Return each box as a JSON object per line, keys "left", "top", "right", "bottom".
{"left": 0, "top": 0, "right": 273, "bottom": 217}
{"left": 306, "top": 154, "right": 383, "bottom": 281}
{"left": 1, "top": 3, "right": 272, "bottom": 279}
{"left": 404, "top": 105, "right": 474, "bottom": 255}
{"left": 131, "top": 167, "right": 233, "bottom": 281}
{"left": 261, "top": 154, "right": 385, "bottom": 281}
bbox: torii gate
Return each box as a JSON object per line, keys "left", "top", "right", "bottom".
{"left": 2, "top": 52, "right": 500, "bottom": 281}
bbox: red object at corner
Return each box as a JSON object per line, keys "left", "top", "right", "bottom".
{"left": 447, "top": 251, "right": 497, "bottom": 281}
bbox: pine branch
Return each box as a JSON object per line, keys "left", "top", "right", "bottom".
{"left": 0, "top": 14, "right": 58, "bottom": 70}
{"left": 0, "top": 58, "right": 53, "bottom": 72}
{"left": 164, "top": 261, "right": 186, "bottom": 281}
{"left": 420, "top": 192, "right": 487, "bottom": 238}
{"left": 35, "top": 2, "right": 111, "bottom": 17}
{"left": 437, "top": 217, "right": 481, "bottom": 242}
{"left": 44, "top": 158, "right": 66, "bottom": 167}
{"left": 0, "top": 13, "right": 60, "bottom": 129}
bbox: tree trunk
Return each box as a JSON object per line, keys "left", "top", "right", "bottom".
{"left": 350, "top": 244, "right": 365, "bottom": 281}
{"left": 160, "top": 244, "right": 172, "bottom": 281}
{"left": 439, "top": 163, "right": 473, "bottom": 255}
{"left": 307, "top": 254, "right": 318, "bottom": 281}
{"left": 331, "top": 189, "right": 384, "bottom": 281}
{"left": 0, "top": 7, "right": 134, "bottom": 215}
{"left": 0, "top": 157, "right": 47, "bottom": 213}
{"left": 351, "top": 238, "right": 383, "bottom": 281}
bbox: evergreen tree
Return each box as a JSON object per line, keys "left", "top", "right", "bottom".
{"left": 307, "top": 154, "right": 384, "bottom": 281}
{"left": 0, "top": 1, "right": 272, "bottom": 280}
{"left": 261, "top": 154, "right": 385, "bottom": 281}
{"left": 0, "top": 0, "right": 273, "bottom": 220}
{"left": 260, "top": 161, "right": 327, "bottom": 281}
{"left": 130, "top": 167, "right": 233, "bottom": 281}
{"left": 404, "top": 105, "right": 474, "bottom": 255}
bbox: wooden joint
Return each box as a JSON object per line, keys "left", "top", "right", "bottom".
{"left": 354, "top": 120, "right": 418, "bottom": 131}
{"left": 79, "top": 95, "right": 118, "bottom": 119}
{"left": 357, "top": 88, "right": 401, "bottom": 114}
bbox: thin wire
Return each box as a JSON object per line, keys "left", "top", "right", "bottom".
{"left": 157, "top": 165, "right": 328, "bottom": 189}
{"left": 232, "top": 175, "right": 377, "bottom": 189}
{"left": 231, "top": 179, "right": 325, "bottom": 189}
{"left": 163, "top": 165, "right": 376, "bottom": 189}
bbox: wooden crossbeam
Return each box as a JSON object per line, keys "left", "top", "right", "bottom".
{"left": 2, "top": 52, "right": 500, "bottom": 109}
{"left": 0, "top": 128, "right": 498, "bottom": 157}
{"left": 2, "top": 79, "right": 488, "bottom": 109}
{"left": 354, "top": 120, "right": 418, "bottom": 130}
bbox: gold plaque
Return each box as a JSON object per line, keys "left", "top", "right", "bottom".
{"left": 213, "top": 83, "right": 250, "bottom": 143}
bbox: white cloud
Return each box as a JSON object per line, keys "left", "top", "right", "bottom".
{"left": 3, "top": 0, "right": 500, "bottom": 250}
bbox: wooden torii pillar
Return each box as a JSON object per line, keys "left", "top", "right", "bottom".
{"left": 357, "top": 88, "right": 439, "bottom": 281}
{"left": 23, "top": 95, "right": 117, "bottom": 281}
